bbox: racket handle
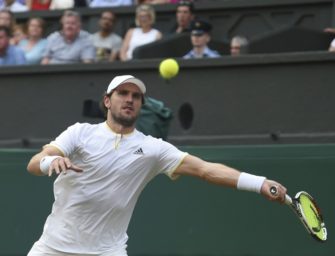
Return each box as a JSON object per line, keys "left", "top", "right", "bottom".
{"left": 269, "top": 185, "right": 292, "bottom": 205}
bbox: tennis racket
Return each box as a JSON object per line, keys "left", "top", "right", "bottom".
{"left": 270, "top": 186, "right": 327, "bottom": 242}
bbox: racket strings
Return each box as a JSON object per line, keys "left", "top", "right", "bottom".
{"left": 298, "top": 193, "right": 327, "bottom": 241}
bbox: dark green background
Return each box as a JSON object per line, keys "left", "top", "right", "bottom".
{"left": 1, "top": 144, "right": 333, "bottom": 255}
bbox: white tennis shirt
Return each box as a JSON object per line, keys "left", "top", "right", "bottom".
{"left": 39, "top": 122, "right": 187, "bottom": 254}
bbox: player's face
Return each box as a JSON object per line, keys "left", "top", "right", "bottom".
{"left": 107, "top": 83, "right": 143, "bottom": 127}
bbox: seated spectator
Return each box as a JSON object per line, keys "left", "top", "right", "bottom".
{"left": 230, "top": 35, "right": 249, "bottom": 56}
{"left": 42, "top": 10, "right": 95, "bottom": 64}
{"left": 10, "top": 23, "right": 26, "bottom": 45}
{"left": 120, "top": 4, "right": 162, "bottom": 61}
{"left": 91, "top": 10, "right": 123, "bottom": 62}
{"left": 0, "top": 9, "right": 15, "bottom": 32}
{"left": 0, "top": 25, "right": 26, "bottom": 65}
{"left": 0, "top": 0, "right": 28, "bottom": 12}
{"left": 90, "top": 0, "right": 132, "bottom": 7}
{"left": 169, "top": 0, "right": 194, "bottom": 34}
{"left": 18, "top": 17, "right": 47, "bottom": 64}
{"left": 49, "top": 0, "right": 74, "bottom": 10}
{"left": 136, "top": 0, "right": 172, "bottom": 4}
{"left": 183, "top": 19, "right": 220, "bottom": 59}
{"left": 26, "top": 0, "right": 51, "bottom": 10}
{"left": 329, "top": 38, "right": 335, "bottom": 52}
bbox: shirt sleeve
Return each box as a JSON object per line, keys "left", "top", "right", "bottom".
{"left": 43, "top": 34, "right": 54, "bottom": 58}
{"left": 16, "top": 48, "right": 26, "bottom": 65}
{"left": 81, "top": 36, "right": 96, "bottom": 61}
{"left": 155, "top": 140, "right": 188, "bottom": 180}
{"left": 49, "top": 122, "right": 83, "bottom": 157}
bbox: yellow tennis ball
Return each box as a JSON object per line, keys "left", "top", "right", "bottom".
{"left": 159, "top": 58, "right": 179, "bottom": 79}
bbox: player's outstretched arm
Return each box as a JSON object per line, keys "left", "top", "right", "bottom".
{"left": 27, "top": 146, "right": 83, "bottom": 176}
{"left": 174, "top": 154, "right": 286, "bottom": 203}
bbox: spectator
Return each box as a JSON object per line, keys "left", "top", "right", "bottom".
{"left": 230, "top": 35, "right": 249, "bottom": 56}
{"left": 169, "top": 0, "right": 194, "bottom": 34}
{"left": 0, "top": 0, "right": 28, "bottom": 12}
{"left": 136, "top": 0, "right": 171, "bottom": 4}
{"left": 10, "top": 23, "right": 26, "bottom": 45}
{"left": 183, "top": 19, "right": 220, "bottom": 59}
{"left": 18, "top": 17, "right": 47, "bottom": 64}
{"left": 120, "top": 4, "right": 162, "bottom": 61}
{"left": 26, "top": 0, "right": 51, "bottom": 10}
{"left": 329, "top": 38, "right": 335, "bottom": 52}
{"left": 49, "top": 0, "right": 74, "bottom": 10}
{"left": 91, "top": 10, "right": 123, "bottom": 62}
{"left": 0, "top": 9, "right": 15, "bottom": 32}
{"left": 0, "top": 25, "right": 26, "bottom": 65}
{"left": 90, "top": 0, "right": 133, "bottom": 7}
{"left": 42, "top": 10, "right": 95, "bottom": 64}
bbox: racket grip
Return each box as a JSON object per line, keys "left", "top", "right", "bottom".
{"left": 269, "top": 185, "right": 292, "bottom": 205}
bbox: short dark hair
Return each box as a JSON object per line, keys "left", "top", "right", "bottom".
{"left": 177, "top": 0, "right": 195, "bottom": 13}
{"left": 0, "top": 25, "right": 11, "bottom": 37}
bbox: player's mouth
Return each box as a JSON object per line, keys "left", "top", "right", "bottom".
{"left": 122, "top": 106, "right": 134, "bottom": 113}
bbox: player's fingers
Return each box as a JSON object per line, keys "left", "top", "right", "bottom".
{"left": 269, "top": 183, "right": 286, "bottom": 204}
{"left": 49, "top": 158, "right": 61, "bottom": 176}
{"left": 69, "top": 164, "right": 83, "bottom": 172}
{"left": 63, "top": 157, "right": 83, "bottom": 172}
{"left": 58, "top": 158, "right": 68, "bottom": 174}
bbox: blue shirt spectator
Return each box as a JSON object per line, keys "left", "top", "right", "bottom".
{"left": 42, "top": 10, "right": 95, "bottom": 64}
{"left": 90, "top": 0, "right": 133, "bottom": 7}
{"left": 18, "top": 17, "right": 47, "bottom": 64}
{"left": 0, "top": 25, "right": 26, "bottom": 65}
{"left": 0, "top": 0, "right": 28, "bottom": 12}
{"left": 183, "top": 19, "right": 221, "bottom": 59}
{"left": 183, "top": 46, "right": 220, "bottom": 59}
{"left": 19, "top": 38, "right": 46, "bottom": 64}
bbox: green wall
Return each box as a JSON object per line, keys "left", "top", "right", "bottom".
{"left": 0, "top": 144, "right": 333, "bottom": 255}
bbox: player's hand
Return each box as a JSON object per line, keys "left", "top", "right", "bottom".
{"left": 261, "top": 179, "right": 287, "bottom": 204}
{"left": 48, "top": 157, "right": 83, "bottom": 176}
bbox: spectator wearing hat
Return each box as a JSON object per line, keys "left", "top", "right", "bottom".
{"left": 169, "top": 0, "right": 194, "bottom": 34}
{"left": 183, "top": 19, "right": 220, "bottom": 59}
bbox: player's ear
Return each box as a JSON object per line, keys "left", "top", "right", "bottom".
{"left": 103, "top": 95, "right": 111, "bottom": 109}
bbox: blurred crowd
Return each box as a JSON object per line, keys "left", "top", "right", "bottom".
{"left": 0, "top": 0, "right": 184, "bottom": 11}
{"left": 0, "top": 0, "right": 334, "bottom": 66}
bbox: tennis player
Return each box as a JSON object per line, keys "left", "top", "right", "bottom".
{"left": 26, "top": 75, "right": 287, "bottom": 256}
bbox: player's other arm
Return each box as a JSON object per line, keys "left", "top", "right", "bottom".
{"left": 174, "top": 154, "right": 286, "bottom": 203}
{"left": 27, "top": 146, "right": 82, "bottom": 176}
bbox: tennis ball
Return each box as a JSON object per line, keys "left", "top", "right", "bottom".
{"left": 159, "top": 58, "right": 179, "bottom": 79}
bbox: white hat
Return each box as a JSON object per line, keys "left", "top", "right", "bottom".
{"left": 107, "top": 75, "right": 146, "bottom": 94}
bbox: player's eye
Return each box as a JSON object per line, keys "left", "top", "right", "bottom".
{"left": 132, "top": 93, "right": 142, "bottom": 100}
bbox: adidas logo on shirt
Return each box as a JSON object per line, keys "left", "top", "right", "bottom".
{"left": 133, "top": 148, "right": 144, "bottom": 155}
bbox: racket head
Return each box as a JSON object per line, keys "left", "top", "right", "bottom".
{"left": 294, "top": 191, "right": 327, "bottom": 242}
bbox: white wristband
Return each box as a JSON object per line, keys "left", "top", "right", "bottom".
{"left": 237, "top": 172, "right": 266, "bottom": 193}
{"left": 40, "top": 156, "right": 61, "bottom": 175}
